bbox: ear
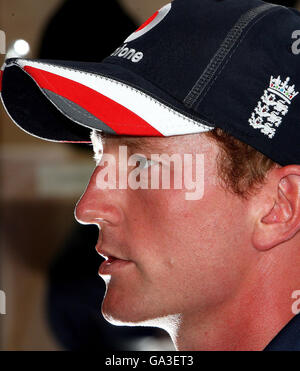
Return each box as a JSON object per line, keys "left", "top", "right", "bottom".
{"left": 252, "top": 165, "right": 300, "bottom": 251}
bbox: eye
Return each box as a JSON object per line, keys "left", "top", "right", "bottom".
{"left": 135, "top": 155, "right": 154, "bottom": 169}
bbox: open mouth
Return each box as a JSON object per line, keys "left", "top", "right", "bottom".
{"left": 98, "top": 255, "right": 133, "bottom": 275}
{"left": 106, "top": 256, "right": 118, "bottom": 264}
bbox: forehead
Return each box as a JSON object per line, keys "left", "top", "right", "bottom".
{"left": 91, "top": 131, "right": 214, "bottom": 154}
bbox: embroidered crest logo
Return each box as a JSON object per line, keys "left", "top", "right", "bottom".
{"left": 248, "top": 76, "right": 298, "bottom": 139}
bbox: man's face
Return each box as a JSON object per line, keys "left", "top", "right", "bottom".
{"left": 75, "top": 133, "right": 256, "bottom": 327}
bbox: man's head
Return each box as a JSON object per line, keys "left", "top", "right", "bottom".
{"left": 74, "top": 128, "right": 300, "bottom": 334}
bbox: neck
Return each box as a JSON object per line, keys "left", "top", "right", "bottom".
{"left": 166, "top": 249, "right": 299, "bottom": 351}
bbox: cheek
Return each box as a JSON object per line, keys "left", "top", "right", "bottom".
{"left": 126, "top": 183, "right": 239, "bottom": 262}
{"left": 131, "top": 186, "right": 249, "bottom": 299}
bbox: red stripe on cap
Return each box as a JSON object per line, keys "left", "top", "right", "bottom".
{"left": 0, "top": 70, "right": 3, "bottom": 92}
{"left": 23, "top": 66, "right": 163, "bottom": 136}
{"left": 135, "top": 11, "right": 159, "bottom": 32}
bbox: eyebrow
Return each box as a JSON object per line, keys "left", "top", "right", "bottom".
{"left": 100, "top": 133, "right": 168, "bottom": 154}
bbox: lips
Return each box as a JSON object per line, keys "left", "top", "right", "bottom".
{"left": 95, "top": 232, "right": 133, "bottom": 275}
{"left": 96, "top": 244, "right": 130, "bottom": 262}
{"left": 106, "top": 256, "right": 126, "bottom": 264}
{"left": 98, "top": 257, "right": 133, "bottom": 275}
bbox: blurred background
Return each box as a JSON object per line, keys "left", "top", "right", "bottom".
{"left": 0, "top": 0, "right": 299, "bottom": 351}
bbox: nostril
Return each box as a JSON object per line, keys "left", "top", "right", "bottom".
{"left": 74, "top": 201, "right": 111, "bottom": 227}
{"left": 94, "top": 218, "right": 107, "bottom": 223}
{"left": 74, "top": 207, "right": 94, "bottom": 225}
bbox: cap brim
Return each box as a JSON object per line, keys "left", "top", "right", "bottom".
{"left": 1, "top": 58, "right": 213, "bottom": 143}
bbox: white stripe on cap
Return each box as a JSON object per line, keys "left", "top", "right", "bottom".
{"left": 14, "top": 59, "right": 213, "bottom": 136}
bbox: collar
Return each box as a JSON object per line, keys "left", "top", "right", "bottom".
{"left": 264, "top": 313, "right": 300, "bottom": 351}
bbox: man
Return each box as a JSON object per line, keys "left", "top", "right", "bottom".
{"left": 1, "top": 0, "right": 300, "bottom": 350}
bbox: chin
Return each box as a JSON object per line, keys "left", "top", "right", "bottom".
{"left": 101, "top": 294, "right": 152, "bottom": 327}
{"left": 101, "top": 290, "right": 181, "bottom": 333}
{"left": 100, "top": 279, "right": 146, "bottom": 324}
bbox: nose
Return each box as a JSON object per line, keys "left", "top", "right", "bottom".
{"left": 75, "top": 166, "right": 124, "bottom": 227}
